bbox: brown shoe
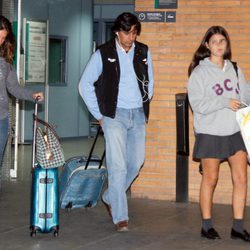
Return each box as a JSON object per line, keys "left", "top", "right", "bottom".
{"left": 102, "top": 199, "right": 112, "bottom": 218}
{"left": 116, "top": 220, "right": 129, "bottom": 232}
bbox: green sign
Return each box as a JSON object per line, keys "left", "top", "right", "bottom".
{"left": 155, "top": 0, "right": 178, "bottom": 9}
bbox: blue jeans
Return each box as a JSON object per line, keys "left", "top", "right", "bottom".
{"left": 0, "top": 116, "right": 9, "bottom": 168}
{"left": 102, "top": 107, "right": 146, "bottom": 224}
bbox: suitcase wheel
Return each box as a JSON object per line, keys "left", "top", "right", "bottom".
{"left": 30, "top": 230, "right": 36, "bottom": 237}
{"left": 30, "top": 226, "right": 59, "bottom": 237}
{"left": 30, "top": 226, "right": 38, "bottom": 237}
{"left": 54, "top": 229, "right": 59, "bottom": 237}
{"left": 53, "top": 225, "right": 59, "bottom": 237}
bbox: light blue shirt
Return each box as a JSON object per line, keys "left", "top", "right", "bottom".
{"left": 78, "top": 40, "right": 154, "bottom": 120}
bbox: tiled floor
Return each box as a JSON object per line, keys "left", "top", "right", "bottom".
{"left": 1, "top": 138, "right": 250, "bottom": 249}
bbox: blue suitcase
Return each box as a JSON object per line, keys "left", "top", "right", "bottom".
{"left": 30, "top": 165, "right": 59, "bottom": 236}
{"left": 30, "top": 101, "right": 59, "bottom": 237}
{"left": 59, "top": 126, "right": 107, "bottom": 209}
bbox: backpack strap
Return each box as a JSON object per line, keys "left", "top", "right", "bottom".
{"left": 231, "top": 61, "right": 238, "bottom": 78}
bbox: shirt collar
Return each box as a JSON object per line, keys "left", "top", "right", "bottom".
{"left": 115, "top": 38, "right": 135, "bottom": 53}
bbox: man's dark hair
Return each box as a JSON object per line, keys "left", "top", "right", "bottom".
{"left": 112, "top": 12, "right": 141, "bottom": 35}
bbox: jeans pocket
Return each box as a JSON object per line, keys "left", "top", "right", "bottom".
{"left": 135, "top": 108, "right": 146, "bottom": 125}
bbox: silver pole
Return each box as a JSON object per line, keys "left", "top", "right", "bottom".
{"left": 10, "top": 0, "right": 22, "bottom": 178}
{"left": 45, "top": 20, "right": 49, "bottom": 122}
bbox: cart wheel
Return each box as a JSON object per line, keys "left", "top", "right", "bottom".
{"left": 66, "top": 206, "right": 72, "bottom": 212}
{"left": 86, "top": 201, "right": 92, "bottom": 208}
{"left": 90, "top": 201, "right": 97, "bottom": 208}
{"left": 66, "top": 202, "right": 72, "bottom": 212}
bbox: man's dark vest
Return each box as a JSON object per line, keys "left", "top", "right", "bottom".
{"left": 94, "top": 39, "right": 150, "bottom": 120}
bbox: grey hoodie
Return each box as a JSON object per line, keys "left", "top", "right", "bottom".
{"left": 0, "top": 57, "right": 34, "bottom": 120}
{"left": 188, "top": 58, "right": 250, "bottom": 136}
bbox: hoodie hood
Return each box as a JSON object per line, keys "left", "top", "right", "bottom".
{"left": 199, "top": 57, "right": 234, "bottom": 74}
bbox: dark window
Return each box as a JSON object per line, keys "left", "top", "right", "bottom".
{"left": 49, "top": 36, "right": 67, "bottom": 85}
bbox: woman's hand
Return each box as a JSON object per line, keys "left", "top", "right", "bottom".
{"left": 98, "top": 119, "right": 102, "bottom": 127}
{"left": 32, "top": 92, "right": 44, "bottom": 102}
{"left": 229, "top": 99, "right": 241, "bottom": 111}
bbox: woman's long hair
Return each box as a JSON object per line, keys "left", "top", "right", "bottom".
{"left": 0, "top": 15, "right": 15, "bottom": 64}
{"left": 188, "top": 26, "right": 232, "bottom": 76}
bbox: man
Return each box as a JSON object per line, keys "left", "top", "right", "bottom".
{"left": 78, "top": 12, "right": 154, "bottom": 232}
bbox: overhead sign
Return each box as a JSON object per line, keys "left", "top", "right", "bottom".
{"left": 135, "top": 11, "right": 176, "bottom": 23}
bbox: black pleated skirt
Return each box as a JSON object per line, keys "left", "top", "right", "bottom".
{"left": 193, "top": 131, "right": 246, "bottom": 160}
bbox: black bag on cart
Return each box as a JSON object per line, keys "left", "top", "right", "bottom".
{"left": 59, "top": 126, "right": 107, "bottom": 209}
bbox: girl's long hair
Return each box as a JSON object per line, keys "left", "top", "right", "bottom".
{"left": 188, "top": 26, "right": 232, "bottom": 76}
{"left": 0, "top": 15, "right": 15, "bottom": 64}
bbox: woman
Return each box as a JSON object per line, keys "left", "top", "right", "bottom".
{"left": 188, "top": 26, "right": 250, "bottom": 241}
{"left": 0, "top": 16, "right": 43, "bottom": 177}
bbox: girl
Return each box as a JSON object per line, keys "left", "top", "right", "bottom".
{"left": 0, "top": 15, "right": 43, "bottom": 183}
{"left": 188, "top": 26, "right": 250, "bottom": 241}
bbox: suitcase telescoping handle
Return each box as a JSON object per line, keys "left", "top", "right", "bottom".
{"left": 31, "top": 99, "right": 40, "bottom": 169}
{"left": 31, "top": 96, "right": 44, "bottom": 169}
{"left": 85, "top": 126, "right": 105, "bottom": 170}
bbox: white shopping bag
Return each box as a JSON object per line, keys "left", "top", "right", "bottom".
{"left": 236, "top": 106, "right": 250, "bottom": 160}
